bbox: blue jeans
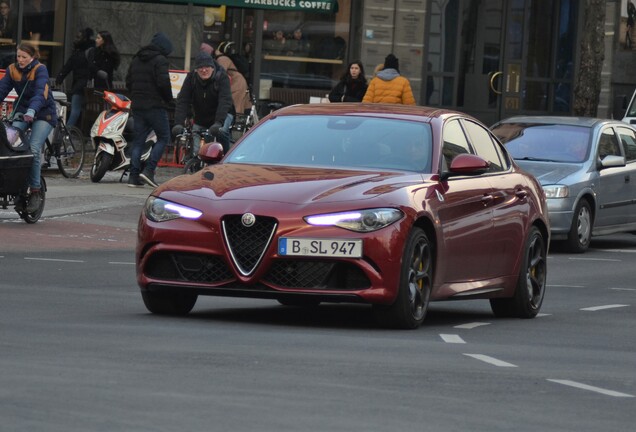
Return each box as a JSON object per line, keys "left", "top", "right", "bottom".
{"left": 66, "top": 93, "right": 84, "bottom": 128}
{"left": 130, "top": 108, "right": 170, "bottom": 176}
{"left": 13, "top": 119, "right": 54, "bottom": 190}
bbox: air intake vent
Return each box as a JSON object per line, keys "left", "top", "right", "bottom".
{"left": 222, "top": 214, "right": 277, "bottom": 276}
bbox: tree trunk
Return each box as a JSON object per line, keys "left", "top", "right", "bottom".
{"left": 573, "top": 0, "right": 606, "bottom": 116}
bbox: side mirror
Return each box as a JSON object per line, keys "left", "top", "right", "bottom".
{"left": 441, "top": 153, "right": 490, "bottom": 180}
{"left": 599, "top": 154, "right": 626, "bottom": 169}
{"left": 198, "top": 142, "right": 224, "bottom": 164}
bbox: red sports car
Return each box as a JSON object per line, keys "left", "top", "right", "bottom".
{"left": 136, "top": 104, "right": 549, "bottom": 329}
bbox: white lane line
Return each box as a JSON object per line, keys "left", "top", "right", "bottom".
{"left": 440, "top": 334, "right": 466, "bottom": 344}
{"left": 463, "top": 354, "right": 517, "bottom": 367}
{"left": 536, "top": 313, "right": 551, "bottom": 317}
{"left": 454, "top": 322, "right": 490, "bottom": 329}
{"left": 24, "top": 257, "right": 85, "bottom": 263}
{"left": 611, "top": 288, "right": 636, "bottom": 292}
{"left": 568, "top": 257, "right": 621, "bottom": 262}
{"left": 547, "top": 379, "right": 634, "bottom": 398}
{"left": 549, "top": 284, "right": 585, "bottom": 288}
{"left": 602, "top": 249, "right": 636, "bottom": 253}
{"left": 108, "top": 262, "right": 135, "bottom": 265}
{"left": 580, "top": 304, "right": 629, "bottom": 311}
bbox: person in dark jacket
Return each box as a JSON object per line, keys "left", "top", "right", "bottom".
{"left": 125, "top": 31, "right": 173, "bottom": 188}
{"left": 89, "top": 30, "right": 120, "bottom": 90}
{"left": 55, "top": 27, "right": 94, "bottom": 128}
{"left": 0, "top": 43, "right": 57, "bottom": 212}
{"left": 172, "top": 52, "right": 233, "bottom": 154}
{"left": 328, "top": 60, "right": 368, "bottom": 102}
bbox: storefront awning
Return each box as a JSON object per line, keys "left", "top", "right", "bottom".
{"left": 114, "top": 0, "right": 337, "bottom": 13}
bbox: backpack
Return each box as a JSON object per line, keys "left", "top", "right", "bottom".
{"left": 227, "top": 53, "right": 250, "bottom": 80}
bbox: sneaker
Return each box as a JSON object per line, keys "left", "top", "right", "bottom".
{"left": 140, "top": 170, "right": 159, "bottom": 188}
{"left": 26, "top": 190, "right": 42, "bottom": 213}
{"left": 127, "top": 174, "right": 144, "bottom": 188}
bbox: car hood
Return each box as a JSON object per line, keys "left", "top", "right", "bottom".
{"left": 514, "top": 160, "right": 581, "bottom": 184}
{"left": 157, "top": 163, "right": 428, "bottom": 205}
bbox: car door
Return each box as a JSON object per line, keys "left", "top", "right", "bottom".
{"left": 436, "top": 119, "right": 495, "bottom": 284}
{"left": 594, "top": 126, "right": 632, "bottom": 229}
{"left": 462, "top": 119, "right": 529, "bottom": 281}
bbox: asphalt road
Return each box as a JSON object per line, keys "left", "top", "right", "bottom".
{"left": 1, "top": 171, "right": 635, "bottom": 431}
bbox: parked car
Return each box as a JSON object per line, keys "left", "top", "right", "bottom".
{"left": 136, "top": 104, "right": 549, "bottom": 329}
{"left": 492, "top": 116, "right": 636, "bottom": 253}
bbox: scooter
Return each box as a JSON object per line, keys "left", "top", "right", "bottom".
{"left": 89, "top": 87, "right": 156, "bottom": 183}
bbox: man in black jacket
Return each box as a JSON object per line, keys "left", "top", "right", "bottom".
{"left": 125, "top": 31, "right": 173, "bottom": 188}
{"left": 172, "top": 52, "right": 233, "bottom": 154}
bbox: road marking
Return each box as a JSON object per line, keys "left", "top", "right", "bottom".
{"left": 548, "top": 284, "right": 585, "bottom": 288}
{"left": 24, "top": 257, "right": 85, "bottom": 263}
{"left": 536, "top": 313, "right": 551, "bottom": 317}
{"left": 611, "top": 288, "right": 636, "bottom": 292}
{"left": 440, "top": 334, "right": 465, "bottom": 344}
{"left": 454, "top": 322, "right": 490, "bottom": 329}
{"left": 602, "top": 249, "right": 636, "bottom": 253}
{"left": 568, "top": 257, "right": 620, "bottom": 262}
{"left": 108, "top": 262, "right": 135, "bottom": 265}
{"left": 547, "top": 379, "right": 634, "bottom": 398}
{"left": 463, "top": 354, "right": 517, "bottom": 367}
{"left": 580, "top": 304, "right": 629, "bottom": 311}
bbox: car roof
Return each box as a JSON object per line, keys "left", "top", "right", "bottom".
{"left": 494, "top": 115, "right": 624, "bottom": 128}
{"left": 268, "top": 103, "right": 477, "bottom": 124}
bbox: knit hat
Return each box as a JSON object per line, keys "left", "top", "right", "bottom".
{"left": 151, "top": 32, "right": 173, "bottom": 56}
{"left": 384, "top": 54, "right": 399, "bottom": 71}
{"left": 194, "top": 52, "right": 215, "bottom": 69}
{"left": 200, "top": 41, "right": 214, "bottom": 55}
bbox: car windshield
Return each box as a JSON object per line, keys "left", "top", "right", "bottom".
{"left": 493, "top": 123, "right": 590, "bottom": 163}
{"left": 226, "top": 115, "right": 433, "bottom": 172}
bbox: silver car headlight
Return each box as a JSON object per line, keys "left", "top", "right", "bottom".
{"left": 305, "top": 208, "right": 403, "bottom": 232}
{"left": 543, "top": 184, "right": 569, "bottom": 198}
{"left": 144, "top": 197, "right": 202, "bottom": 222}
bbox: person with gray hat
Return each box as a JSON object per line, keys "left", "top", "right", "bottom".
{"left": 172, "top": 51, "right": 233, "bottom": 154}
{"left": 125, "top": 31, "right": 174, "bottom": 188}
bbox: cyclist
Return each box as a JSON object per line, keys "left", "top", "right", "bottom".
{"left": 0, "top": 42, "right": 57, "bottom": 212}
{"left": 172, "top": 52, "right": 233, "bottom": 154}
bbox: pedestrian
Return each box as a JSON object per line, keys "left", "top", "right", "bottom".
{"left": 55, "top": 27, "right": 95, "bottom": 128}
{"left": 125, "top": 31, "right": 173, "bottom": 188}
{"left": 0, "top": 43, "right": 57, "bottom": 212}
{"left": 363, "top": 54, "right": 416, "bottom": 105}
{"left": 172, "top": 52, "right": 233, "bottom": 155}
{"left": 215, "top": 41, "right": 252, "bottom": 114}
{"left": 89, "top": 30, "right": 120, "bottom": 90}
{"left": 328, "top": 60, "right": 368, "bottom": 102}
{"left": 0, "top": 0, "right": 15, "bottom": 39}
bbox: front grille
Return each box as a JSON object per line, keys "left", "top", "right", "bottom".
{"left": 264, "top": 259, "right": 370, "bottom": 290}
{"left": 145, "top": 252, "right": 233, "bottom": 283}
{"left": 222, "top": 215, "right": 277, "bottom": 276}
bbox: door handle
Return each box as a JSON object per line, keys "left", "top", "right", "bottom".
{"left": 481, "top": 194, "right": 494, "bottom": 206}
{"left": 515, "top": 189, "right": 528, "bottom": 199}
{"left": 490, "top": 71, "right": 502, "bottom": 95}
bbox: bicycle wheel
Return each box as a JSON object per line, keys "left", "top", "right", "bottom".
{"left": 183, "top": 157, "right": 204, "bottom": 174}
{"left": 57, "top": 125, "right": 85, "bottom": 178}
{"left": 21, "top": 177, "right": 46, "bottom": 224}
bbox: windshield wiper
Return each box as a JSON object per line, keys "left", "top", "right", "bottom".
{"left": 515, "top": 156, "right": 558, "bottom": 162}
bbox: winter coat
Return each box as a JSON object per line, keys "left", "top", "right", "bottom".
{"left": 363, "top": 68, "right": 416, "bottom": 105}
{"left": 215, "top": 54, "right": 252, "bottom": 114}
{"left": 89, "top": 48, "right": 119, "bottom": 90}
{"left": 125, "top": 45, "right": 172, "bottom": 110}
{"left": 55, "top": 40, "right": 94, "bottom": 95}
{"left": 0, "top": 59, "right": 57, "bottom": 127}
{"left": 328, "top": 78, "right": 368, "bottom": 102}
{"left": 173, "top": 64, "right": 233, "bottom": 128}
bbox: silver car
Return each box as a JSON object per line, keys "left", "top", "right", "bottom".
{"left": 491, "top": 116, "right": 636, "bottom": 253}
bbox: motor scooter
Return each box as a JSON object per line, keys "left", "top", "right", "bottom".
{"left": 89, "top": 84, "right": 156, "bottom": 183}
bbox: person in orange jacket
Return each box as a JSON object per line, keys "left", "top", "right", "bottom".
{"left": 363, "top": 54, "right": 416, "bottom": 105}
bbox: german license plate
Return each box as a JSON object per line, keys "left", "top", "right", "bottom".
{"left": 278, "top": 238, "right": 362, "bottom": 258}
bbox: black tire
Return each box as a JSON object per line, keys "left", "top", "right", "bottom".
{"left": 141, "top": 290, "right": 198, "bottom": 315}
{"left": 183, "top": 157, "right": 204, "bottom": 174}
{"left": 490, "top": 226, "right": 547, "bottom": 318}
{"left": 90, "top": 151, "right": 113, "bottom": 182}
{"left": 565, "top": 200, "right": 592, "bottom": 253}
{"left": 21, "top": 177, "right": 46, "bottom": 224}
{"left": 57, "top": 126, "right": 85, "bottom": 178}
{"left": 373, "top": 227, "right": 433, "bottom": 329}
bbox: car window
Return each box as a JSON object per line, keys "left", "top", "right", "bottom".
{"left": 441, "top": 119, "right": 472, "bottom": 170}
{"left": 616, "top": 126, "right": 636, "bottom": 162}
{"left": 462, "top": 120, "right": 507, "bottom": 172}
{"left": 597, "top": 128, "right": 622, "bottom": 160}
{"left": 226, "top": 115, "right": 433, "bottom": 172}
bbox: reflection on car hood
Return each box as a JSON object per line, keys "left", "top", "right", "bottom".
{"left": 159, "top": 163, "right": 427, "bottom": 204}
{"left": 514, "top": 160, "right": 581, "bottom": 184}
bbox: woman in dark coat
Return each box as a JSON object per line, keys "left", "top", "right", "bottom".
{"left": 328, "top": 60, "right": 367, "bottom": 102}
{"left": 55, "top": 27, "right": 94, "bottom": 128}
{"left": 90, "top": 30, "right": 120, "bottom": 90}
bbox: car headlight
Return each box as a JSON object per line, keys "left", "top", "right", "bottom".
{"left": 305, "top": 208, "right": 403, "bottom": 232}
{"left": 144, "top": 197, "right": 202, "bottom": 222}
{"left": 543, "top": 184, "right": 569, "bottom": 198}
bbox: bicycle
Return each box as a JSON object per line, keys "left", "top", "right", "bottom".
{"left": 230, "top": 89, "right": 260, "bottom": 142}
{"left": 174, "top": 121, "right": 220, "bottom": 174}
{"left": 41, "top": 98, "right": 85, "bottom": 178}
